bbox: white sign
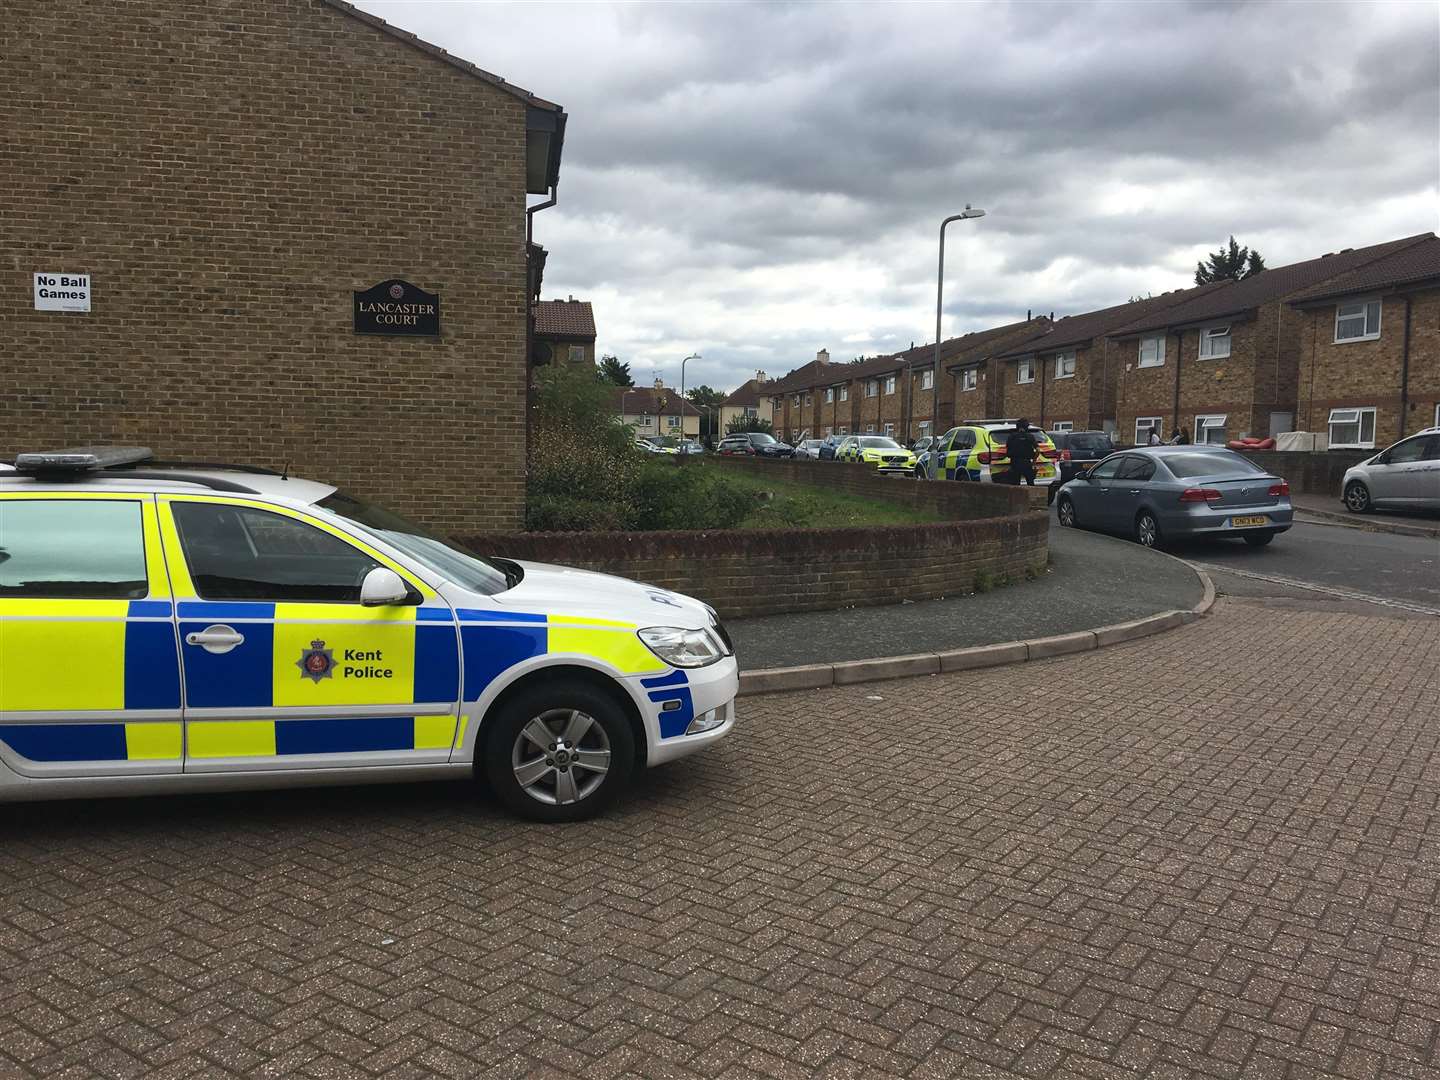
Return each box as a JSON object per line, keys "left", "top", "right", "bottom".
{"left": 34, "top": 273, "right": 91, "bottom": 312}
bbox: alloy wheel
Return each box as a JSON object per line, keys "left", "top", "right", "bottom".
{"left": 1057, "top": 497, "right": 1076, "bottom": 528}
{"left": 511, "top": 709, "right": 612, "bottom": 806}
{"left": 1137, "top": 512, "right": 1159, "bottom": 548}
{"left": 1344, "top": 482, "right": 1371, "bottom": 513}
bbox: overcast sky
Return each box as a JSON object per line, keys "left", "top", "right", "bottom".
{"left": 359, "top": 0, "right": 1439, "bottom": 395}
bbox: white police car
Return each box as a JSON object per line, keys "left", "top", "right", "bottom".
{"left": 0, "top": 448, "right": 737, "bottom": 821}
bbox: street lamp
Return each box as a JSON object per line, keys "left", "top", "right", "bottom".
{"left": 679, "top": 351, "right": 701, "bottom": 456}
{"left": 934, "top": 206, "right": 985, "bottom": 428}
{"left": 620, "top": 389, "right": 634, "bottom": 429}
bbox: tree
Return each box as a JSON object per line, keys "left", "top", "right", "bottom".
{"left": 1195, "top": 236, "right": 1267, "bottom": 285}
{"left": 596, "top": 354, "right": 633, "bottom": 386}
{"left": 726, "top": 414, "right": 774, "bottom": 436}
{"left": 686, "top": 385, "right": 725, "bottom": 442}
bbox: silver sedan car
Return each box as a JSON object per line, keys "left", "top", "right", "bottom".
{"left": 1341, "top": 430, "right": 1440, "bottom": 513}
{"left": 1055, "top": 447, "right": 1294, "bottom": 548}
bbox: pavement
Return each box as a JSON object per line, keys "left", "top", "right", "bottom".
{"left": 728, "top": 526, "right": 1206, "bottom": 669}
{"left": 1288, "top": 494, "right": 1440, "bottom": 540}
{"left": 3, "top": 598, "right": 1439, "bottom": 1079}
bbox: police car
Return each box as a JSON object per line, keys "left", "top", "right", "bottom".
{"left": 0, "top": 448, "right": 737, "bottom": 821}
{"left": 921, "top": 423, "right": 1059, "bottom": 484}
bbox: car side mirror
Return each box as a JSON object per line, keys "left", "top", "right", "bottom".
{"left": 360, "top": 567, "right": 411, "bottom": 606}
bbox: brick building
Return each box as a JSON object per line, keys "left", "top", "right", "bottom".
{"left": 1289, "top": 235, "right": 1440, "bottom": 448}
{"left": 2, "top": 0, "right": 565, "bottom": 532}
{"left": 534, "top": 298, "right": 597, "bottom": 369}
{"left": 1110, "top": 235, "right": 1432, "bottom": 446}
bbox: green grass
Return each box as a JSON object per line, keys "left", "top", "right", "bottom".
{"left": 722, "top": 473, "right": 942, "bottom": 529}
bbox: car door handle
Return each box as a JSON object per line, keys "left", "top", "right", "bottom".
{"left": 185, "top": 624, "right": 246, "bottom": 654}
{"left": 1127, "top": 489, "right": 1141, "bottom": 495}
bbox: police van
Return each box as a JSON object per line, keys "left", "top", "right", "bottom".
{"left": 0, "top": 448, "right": 737, "bottom": 821}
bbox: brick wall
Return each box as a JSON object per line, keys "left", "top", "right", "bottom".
{"left": 1240, "top": 450, "right": 1373, "bottom": 496}
{"left": 1, "top": 0, "right": 536, "bottom": 532}
{"left": 459, "top": 463, "right": 1046, "bottom": 619}
{"left": 1297, "top": 289, "right": 1440, "bottom": 443}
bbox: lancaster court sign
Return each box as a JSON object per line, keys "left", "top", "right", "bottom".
{"left": 353, "top": 279, "right": 440, "bottom": 336}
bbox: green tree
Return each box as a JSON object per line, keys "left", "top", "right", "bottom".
{"left": 1194, "top": 236, "right": 1266, "bottom": 285}
{"left": 725, "top": 414, "right": 774, "bottom": 435}
{"left": 687, "top": 385, "right": 725, "bottom": 442}
{"left": 596, "top": 354, "right": 633, "bottom": 386}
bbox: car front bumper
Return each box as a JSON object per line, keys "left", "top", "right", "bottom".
{"left": 633, "top": 657, "right": 738, "bottom": 767}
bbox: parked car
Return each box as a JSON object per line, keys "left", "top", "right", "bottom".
{"left": 834, "top": 435, "right": 916, "bottom": 474}
{"left": 717, "top": 432, "right": 794, "bottom": 458}
{"left": 1047, "top": 430, "right": 1116, "bottom": 500}
{"left": 817, "top": 433, "right": 845, "bottom": 461}
{"left": 910, "top": 436, "right": 936, "bottom": 455}
{"left": 1340, "top": 431, "right": 1440, "bottom": 513}
{"left": 1054, "top": 447, "right": 1293, "bottom": 548}
{"left": 919, "top": 423, "right": 1060, "bottom": 484}
{"left": 793, "top": 439, "right": 826, "bottom": 460}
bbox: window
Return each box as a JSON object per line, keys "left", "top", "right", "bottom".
{"left": 1088, "top": 457, "right": 1124, "bottom": 480}
{"left": 742, "top": 406, "right": 757, "bottom": 418}
{"left": 1138, "top": 335, "right": 1166, "bottom": 368}
{"left": 883, "top": 375, "right": 897, "bottom": 395}
{"left": 1135, "top": 417, "right": 1164, "bottom": 444}
{"left": 920, "top": 370, "right": 934, "bottom": 390}
{"left": 1334, "top": 299, "right": 1381, "bottom": 343}
{"left": 825, "top": 388, "right": 834, "bottom": 403}
{"left": 961, "top": 368, "right": 978, "bottom": 392}
{"left": 883, "top": 423, "right": 895, "bottom": 437}
{"left": 792, "top": 394, "right": 801, "bottom": 407}
{"left": 839, "top": 385, "right": 849, "bottom": 402}
{"left": 836, "top": 426, "right": 848, "bottom": 435}
{"left": 1116, "top": 456, "right": 1157, "bottom": 481}
{"left": 1054, "top": 351, "right": 1076, "bottom": 379}
{"left": 1198, "top": 325, "right": 1231, "bottom": 359}
{"left": 0, "top": 500, "right": 148, "bottom": 598}
{"left": 918, "top": 421, "right": 932, "bottom": 438}
{"left": 1194, "top": 415, "right": 1227, "bottom": 445}
{"left": 171, "top": 503, "right": 381, "bottom": 603}
{"left": 1383, "top": 437, "right": 1432, "bottom": 465}
{"left": 667, "top": 414, "right": 681, "bottom": 430}
{"left": 1164, "top": 453, "right": 1264, "bottom": 480}
{"left": 1328, "top": 407, "right": 1376, "bottom": 449}
{"left": 865, "top": 424, "right": 876, "bottom": 434}
{"left": 1017, "top": 359, "right": 1035, "bottom": 384}
{"left": 1051, "top": 421, "right": 1074, "bottom": 433}
{"left": 865, "top": 381, "right": 878, "bottom": 398}
{"left": 804, "top": 394, "right": 812, "bottom": 406}
{"left": 567, "top": 345, "right": 585, "bottom": 364}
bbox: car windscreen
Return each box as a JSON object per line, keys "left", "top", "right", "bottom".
{"left": 317, "top": 491, "right": 513, "bottom": 595}
{"left": 1161, "top": 452, "right": 1265, "bottom": 479}
{"left": 648, "top": 436, "right": 680, "bottom": 448}
{"left": 857, "top": 437, "right": 900, "bottom": 448}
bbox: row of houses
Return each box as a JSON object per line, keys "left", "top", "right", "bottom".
{"left": 729, "top": 232, "right": 1440, "bottom": 450}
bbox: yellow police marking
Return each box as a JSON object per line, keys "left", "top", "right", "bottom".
{"left": 187, "top": 721, "right": 275, "bottom": 758}
{"left": 454, "top": 715, "right": 469, "bottom": 751}
{"left": 547, "top": 617, "right": 660, "bottom": 675}
{"left": 155, "top": 502, "right": 197, "bottom": 597}
{"left": 139, "top": 501, "right": 171, "bottom": 598}
{"left": 0, "top": 610, "right": 127, "bottom": 711}
{"left": 414, "top": 714, "right": 457, "bottom": 750}
{"left": 271, "top": 616, "right": 417, "bottom": 707}
{"left": 125, "top": 722, "right": 182, "bottom": 760}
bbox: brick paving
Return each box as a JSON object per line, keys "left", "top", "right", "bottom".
{"left": 2, "top": 598, "right": 1439, "bottom": 1078}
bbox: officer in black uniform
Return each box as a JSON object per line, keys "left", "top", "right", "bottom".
{"left": 1005, "top": 417, "right": 1039, "bottom": 486}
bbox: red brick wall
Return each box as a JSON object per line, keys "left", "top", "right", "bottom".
{"left": 1, "top": 0, "right": 535, "bottom": 532}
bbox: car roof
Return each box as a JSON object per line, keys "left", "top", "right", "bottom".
{"left": 0, "top": 467, "right": 336, "bottom": 505}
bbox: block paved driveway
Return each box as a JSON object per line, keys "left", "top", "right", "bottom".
{"left": 2, "top": 598, "right": 1438, "bottom": 1079}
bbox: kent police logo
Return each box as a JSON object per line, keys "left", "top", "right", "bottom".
{"left": 297, "top": 639, "right": 336, "bottom": 683}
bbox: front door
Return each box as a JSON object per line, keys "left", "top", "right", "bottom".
{"left": 158, "top": 496, "right": 460, "bottom": 772}
{"left": 0, "top": 494, "right": 183, "bottom": 778}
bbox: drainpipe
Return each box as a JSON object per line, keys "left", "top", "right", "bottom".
{"left": 1038, "top": 355, "right": 1047, "bottom": 427}
{"left": 524, "top": 185, "right": 559, "bottom": 470}
{"left": 1306, "top": 313, "right": 1317, "bottom": 431}
{"left": 1399, "top": 295, "right": 1413, "bottom": 440}
{"left": 1171, "top": 329, "right": 1183, "bottom": 438}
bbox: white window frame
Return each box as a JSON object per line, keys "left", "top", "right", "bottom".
{"left": 825, "top": 387, "right": 834, "bottom": 403}
{"left": 960, "top": 368, "right": 978, "bottom": 392}
{"left": 839, "top": 385, "right": 849, "bottom": 402}
{"left": 1327, "top": 407, "right": 1376, "bottom": 450}
{"left": 918, "top": 420, "right": 932, "bottom": 438}
{"left": 822, "top": 425, "right": 832, "bottom": 437}
{"left": 1054, "top": 351, "right": 1076, "bottom": 379}
{"left": 1135, "top": 416, "right": 1163, "bottom": 444}
{"left": 1198, "top": 325, "right": 1231, "bottom": 360}
{"left": 792, "top": 394, "right": 801, "bottom": 407}
{"left": 1017, "top": 358, "right": 1035, "bottom": 384}
{"left": 865, "top": 380, "right": 878, "bottom": 398}
{"left": 666, "top": 414, "right": 681, "bottom": 431}
{"left": 883, "top": 375, "right": 897, "bottom": 395}
{"left": 1138, "top": 335, "right": 1165, "bottom": 368}
{"left": 1334, "top": 299, "right": 1381, "bottom": 343}
{"left": 1435, "top": 403, "right": 1440, "bottom": 428}
{"left": 804, "top": 394, "right": 812, "bottom": 406}
{"left": 920, "top": 370, "right": 934, "bottom": 390}
{"left": 865, "top": 424, "right": 876, "bottom": 434}
{"left": 883, "top": 422, "right": 895, "bottom": 438}
{"left": 742, "top": 406, "right": 757, "bottom": 418}
{"left": 1194, "top": 414, "right": 1227, "bottom": 445}
{"left": 567, "top": 344, "right": 586, "bottom": 364}
{"left": 836, "top": 426, "right": 848, "bottom": 436}
{"left": 1051, "top": 421, "right": 1074, "bottom": 433}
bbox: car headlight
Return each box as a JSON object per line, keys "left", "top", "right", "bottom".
{"left": 638, "top": 626, "right": 724, "bottom": 668}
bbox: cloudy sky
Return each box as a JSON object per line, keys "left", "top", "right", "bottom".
{"left": 360, "top": 0, "right": 1438, "bottom": 394}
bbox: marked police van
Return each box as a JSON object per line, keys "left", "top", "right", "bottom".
{"left": 0, "top": 448, "right": 737, "bottom": 821}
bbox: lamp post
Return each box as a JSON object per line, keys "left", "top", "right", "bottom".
{"left": 620, "top": 389, "right": 634, "bottom": 430}
{"left": 679, "top": 352, "right": 701, "bottom": 459}
{"left": 934, "top": 206, "right": 985, "bottom": 431}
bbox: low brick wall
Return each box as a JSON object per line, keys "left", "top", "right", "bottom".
{"left": 1239, "top": 450, "right": 1371, "bottom": 497}
{"left": 461, "top": 465, "right": 1047, "bottom": 619}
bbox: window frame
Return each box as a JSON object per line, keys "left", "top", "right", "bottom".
{"left": 1054, "top": 351, "right": 1076, "bottom": 379}
{"left": 920, "top": 369, "right": 934, "bottom": 390}
{"left": 1194, "top": 414, "right": 1227, "bottom": 446}
{"left": 1138, "top": 335, "right": 1166, "bottom": 368}
{"left": 825, "top": 387, "right": 834, "bottom": 403}
{"left": 839, "top": 385, "right": 849, "bottom": 402}
{"left": 1135, "top": 417, "right": 1164, "bottom": 444}
{"left": 883, "top": 375, "right": 897, "bottom": 395}
{"left": 1050, "top": 421, "right": 1074, "bottom": 433}
{"left": 1017, "top": 358, "right": 1035, "bottom": 384}
{"left": 1327, "top": 406, "right": 1377, "bottom": 449}
{"left": 865, "top": 381, "right": 878, "bottom": 398}
{"left": 1333, "top": 299, "right": 1381, "bottom": 344}
{"left": 567, "top": 344, "right": 585, "bottom": 364}
{"left": 1197, "top": 324, "right": 1232, "bottom": 360}
{"left": 960, "top": 367, "right": 978, "bottom": 392}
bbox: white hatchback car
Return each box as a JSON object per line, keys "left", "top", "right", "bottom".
{"left": 1340, "top": 431, "right": 1440, "bottom": 513}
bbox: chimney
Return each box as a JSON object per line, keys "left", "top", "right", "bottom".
{"left": 1050, "top": 311, "right": 1054, "bottom": 321}
{"left": 654, "top": 375, "right": 664, "bottom": 390}
{"left": 568, "top": 294, "right": 574, "bottom": 302}
{"left": 756, "top": 370, "right": 767, "bottom": 383}
{"left": 816, "top": 348, "right": 830, "bottom": 365}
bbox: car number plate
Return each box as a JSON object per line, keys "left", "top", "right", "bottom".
{"left": 1231, "top": 515, "right": 1267, "bottom": 527}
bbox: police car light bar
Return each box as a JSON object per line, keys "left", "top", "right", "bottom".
{"left": 14, "top": 446, "right": 155, "bottom": 473}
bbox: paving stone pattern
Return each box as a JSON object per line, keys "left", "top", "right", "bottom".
{"left": 1, "top": 599, "right": 1438, "bottom": 1078}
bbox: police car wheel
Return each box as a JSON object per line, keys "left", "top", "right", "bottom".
{"left": 484, "top": 682, "right": 635, "bottom": 822}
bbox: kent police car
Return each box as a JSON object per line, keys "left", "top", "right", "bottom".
{"left": 0, "top": 448, "right": 737, "bottom": 821}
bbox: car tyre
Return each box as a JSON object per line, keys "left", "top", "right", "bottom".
{"left": 1343, "top": 480, "right": 1372, "bottom": 514}
{"left": 1243, "top": 532, "right": 1275, "bottom": 547}
{"left": 1056, "top": 495, "right": 1078, "bottom": 528}
{"left": 1135, "top": 510, "right": 1161, "bottom": 549}
{"left": 483, "top": 680, "right": 636, "bottom": 823}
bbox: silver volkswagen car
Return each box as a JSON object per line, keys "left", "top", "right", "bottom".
{"left": 1341, "top": 429, "right": 1440, "bottom": 513}
{"left": 1055, "top": 447, "right": 1294, "bottom": 548}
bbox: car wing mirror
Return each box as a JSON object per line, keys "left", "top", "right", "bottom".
{"left": 360, "top": 567, "right": 411, "bottom": 606}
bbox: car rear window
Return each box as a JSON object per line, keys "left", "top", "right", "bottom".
{"left": 1068, "top": 434, "right": 1112, "bottom": 450}
{"left": 1163, "top": 452, "right": 1265, "bottom": 478}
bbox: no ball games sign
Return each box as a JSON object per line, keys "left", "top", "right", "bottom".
{"left": 34, "top": 273, "right": 91, "bottom": 312}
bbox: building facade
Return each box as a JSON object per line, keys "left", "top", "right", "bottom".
{"left": 613, "top": 384, "right": 701, "bottom": 439}
{"left": 718, "top": 374, "right": 773, "bottom": 434}
{"left": 2, "top": 0, "right": 565, "bottom": 531}
{"left": 534, "top": 298, "right": 597, "bottom": 368}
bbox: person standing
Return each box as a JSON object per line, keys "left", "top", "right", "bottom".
{"left": 1005, "top": 418, "right": 1039, "bottom": 486}
{"left": 1148, "top": 428, "right": 1163, "bottom": 446}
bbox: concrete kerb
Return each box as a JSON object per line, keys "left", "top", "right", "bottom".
{"left": 1294, "top": 507, "right": 1440, "bottom": 540}
{"left": 735, "top": 562, "right": 1217, "bottom": 697}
